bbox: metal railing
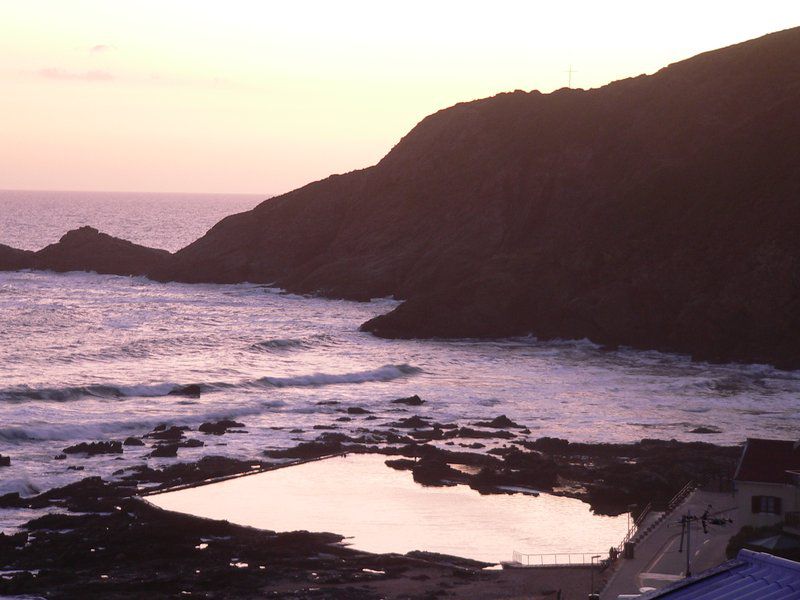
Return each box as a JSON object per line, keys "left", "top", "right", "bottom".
{"left": 666, "top": 481, "right": 696, "bottom": 512}
{"left": 615, "top": 501, "right": 652, "bottom": 554}
{"left": 510, "top": 551, "right": 608, "bottom": 567}
{"left": 613, "top": 481, "right": 697, "bottom": 556}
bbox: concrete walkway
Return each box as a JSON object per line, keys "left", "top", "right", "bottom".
{"left": 601, "top": 489, "right": 738, "bottom": 599}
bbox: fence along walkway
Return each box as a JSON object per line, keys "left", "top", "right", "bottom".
{"left": 506, "top": 481, "right": 697, "bottom": 571}
{"left": 509, "top": 551, "right": 609, "bottom": 567}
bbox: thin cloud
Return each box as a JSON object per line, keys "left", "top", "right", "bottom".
{"left": 89, "top": 44, "right": 114, "bottom": 54}
{"left": 39, "top": 68, "right": 114, "bottom": 82}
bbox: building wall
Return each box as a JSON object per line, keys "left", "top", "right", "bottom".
{"left": 735, "top": 480, "right": 800, "bottom": 528}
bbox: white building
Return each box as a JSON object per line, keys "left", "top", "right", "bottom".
{"left": 733, "top": 438, "right": 800, "bottom": 530}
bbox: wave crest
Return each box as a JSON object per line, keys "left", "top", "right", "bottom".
{"left": 257, "top": 364, "right": 422, "bottom": 388}
{"left": 0, "top": 364, "right": 422, "bottom": 403}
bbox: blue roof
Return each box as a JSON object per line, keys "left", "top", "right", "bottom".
{"left": 641, "top": 550, "right": 800, "bottom": 599}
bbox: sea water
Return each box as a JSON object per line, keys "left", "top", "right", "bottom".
{"left": 149, "top": 454, "right": 628, "bottom": 563}
{"left": 2, "top": 189, "right": 799, "bottom": 532}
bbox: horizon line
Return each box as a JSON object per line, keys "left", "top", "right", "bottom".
{"left": 0, "top": 187, "right": 272, "bottom": 197}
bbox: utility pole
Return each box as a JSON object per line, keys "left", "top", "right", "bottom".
{"left": 678, "top": 511, "right": 693, "bottom": 577}
{"left": 676, "top": 506, "right": 733, "bottom": 579}
{"left": 590, "top": 554, "right": 602, "bottom": 599}
{"left": 685, "top": 511, "right": 691, "bottom": 577}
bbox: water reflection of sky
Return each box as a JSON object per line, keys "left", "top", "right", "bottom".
{"left": 149, "top": 454, "right": 628, "bottom": 563}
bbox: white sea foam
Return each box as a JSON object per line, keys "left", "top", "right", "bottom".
{"left": 0, "top": 403, "right": 281, "bottom": 443}
{"left": 0, "top": 477, "right": 41, "bottom": 497}
{"left": 2, "top": 232, "right": 799, "bottom": 530}
{"left": 257, "top": 364, "right": 422, "bottom": 388}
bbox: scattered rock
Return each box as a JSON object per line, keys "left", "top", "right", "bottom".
{"left": 411, "top": 458, "right": 462, "bottom": 487}
{"left": 264, "top": 441, "right": 345, "bottom": 459}
{"left": 199, "top": 420, "right": 245, "bottom": 435}
{"left": 53, "top": 454, "right": 66, "bottom": 460}
{"left": 391, "top": 395, "right": 425, "bottom": 406}
{"left": 123, "top": 436, "right": 145, "bottom": 446}
{"left": 385, "top": 458, "right": 416, "bottom": 471}
{"left": 472, "top": 415, "right": 523, "bottom": 429}
{"left": 168, "top": 384, "right": 202, "bottom": 398}
{"left": 149, "top": 444, "right": 179, "bottom": 458}
{"left": 448, "top": 427, "right": 515, "bottom": 440}
{"left": 146, "top": 426, "right": 188, "bottom": 441}
{"left": 180, "top": 439, "right": 204, "bottom": 448}
{"left": 389, "top": 416, "right": 430, "bottom": 429}
{"left": 63, "top": 441, "right": 123, "bottom": 456}
{"left": 0, "top": 454, "right": 10, "bottom": 467}
{"left": 346, "top": 407, "right": 371, "bottom": 415}
{"left": 690, "top": 426, "right": 722, "bottom": 434}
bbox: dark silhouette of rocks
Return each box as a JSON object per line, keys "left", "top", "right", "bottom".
{"left": 62, "top": 441, "right": 123, "bottom": 456}
{"left": 199, "top": 419, "right": 245, "bottom": 435}
{"left": 1, "top": 29, "right": 798, "bottom": 366}
{"left": 145, "top": 425, "right": 188, "bottom": 441}
{"left": 0, "top": 454, "right": 10, "bottom": 467}
{"left": 168, "top": 384, "right": 202, "bottom": 397}
{"left": 33, "top": 226, "right": 169, "bottom": 275}
{"left": 391, "top": 395, "right": 425, "bottom": 406}
{"left": 690, "top": 426, "right": 722, "bottom": 434}
{"left": 153, "top": 27, "right": 800, "bottom": 367}
{"left": 149, "top": 443, "right": 179, "bottom": 457}
{"left": 0, "top": 244, "right": 34, "bottom": 271}
{"left": 179, "top": 438, "right": 204, "bottom": 448}
{"left": 472, "top": 415, "right": 523, "bottom": 429}
{"left": 389, "top": 415, "right": 432, "bottom": 429}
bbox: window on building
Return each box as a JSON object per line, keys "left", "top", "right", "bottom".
{"left": 751, "top": 495, "right": 782, "bottom": 514}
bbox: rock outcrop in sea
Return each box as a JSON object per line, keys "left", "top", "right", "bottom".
{"left": 2, "top": 28, "right": 799, "bottom": 367}
{"left": 0, "top": 244, "right": 34, "bottom": 271}
{"left": 33, "top": 226, "right": 169, "bottom": 275}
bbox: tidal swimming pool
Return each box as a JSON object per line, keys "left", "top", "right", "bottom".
{"left": 148, "top": 454, "right": 627, "bottom": 563}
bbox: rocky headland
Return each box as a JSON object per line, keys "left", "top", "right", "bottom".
{"left": 2, "top": 28, "right": 800, "bottom": 366}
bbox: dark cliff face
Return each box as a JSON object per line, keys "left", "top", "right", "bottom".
{"left": 155, "top": 27, "right": 800, "bottom": 366}
{"left": 2, "top": 28, "right": 799, "bottom": 367}
{"left": 34, "top": 226, "right": 170, "bottom": 276}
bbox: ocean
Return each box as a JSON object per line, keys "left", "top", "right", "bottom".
{"left": 2, "top": 189, "right": 799, "bottom": 531}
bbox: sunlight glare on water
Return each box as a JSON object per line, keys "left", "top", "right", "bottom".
{"left": 148, "top": 454, "right": 628, "bottom": 563}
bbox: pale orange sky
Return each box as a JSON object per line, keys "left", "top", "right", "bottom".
{"left": 0, "top": 1, "right": 797, "bottom": 195}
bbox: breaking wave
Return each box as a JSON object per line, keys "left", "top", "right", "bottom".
{"left": 0, "top": 364, "right": 422, "bottom": 403}
{"left": 249, "top": 334, "right": 335, "bottom": 353}
{"left": 0, "top": 403, "right": 282, "bottom": 443}
{"left": 255, "top": 364, "right": 422, "bottom": 387}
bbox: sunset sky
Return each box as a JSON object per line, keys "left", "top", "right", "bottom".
{"left": 1, "top": 1, "right": 797, "bottom": 195}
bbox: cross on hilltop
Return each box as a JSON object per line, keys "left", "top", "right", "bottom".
{"left": 566, "top": 65, "right": 577, "bottom": 88}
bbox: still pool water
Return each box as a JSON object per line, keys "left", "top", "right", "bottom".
{"left": 148, "top": 454, "right": 628, "bottom": 563}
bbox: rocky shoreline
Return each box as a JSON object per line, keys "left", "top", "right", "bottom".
{"left": 0, "top": 409, "right": 739, "bottom": 598}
